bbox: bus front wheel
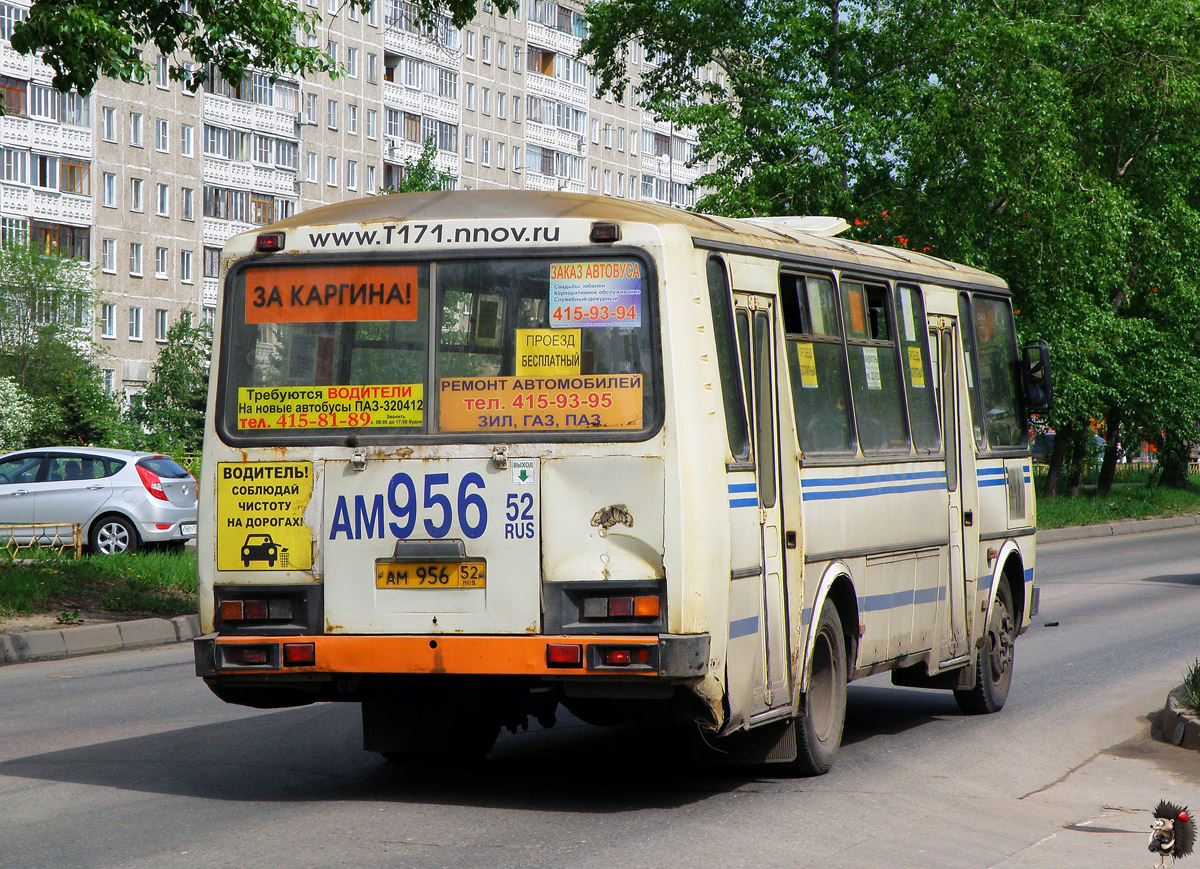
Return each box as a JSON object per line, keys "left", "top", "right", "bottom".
{"left": 954, "top": 577, "right": 1015, "bottom": 715}
{"left": 792, "top": 599, "right": 848, "bottom": 776}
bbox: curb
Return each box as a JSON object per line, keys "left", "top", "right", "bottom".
{"left": 1038, "top": 513, "right": 1200, "bottom": 543}
{"left": 1161, "top": 687, "right": 1200, "bottom": 751}
{"left": 0, "top": 614, "right": 200, "bottom": 666}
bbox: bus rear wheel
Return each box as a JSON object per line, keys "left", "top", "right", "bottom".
{"left": 792, "top": 599, "right": 848, "bottom": 776}
{"left": 955, "top": 577, "right": 1015, "bottom": 715}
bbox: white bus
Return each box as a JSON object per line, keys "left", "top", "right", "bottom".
{"left": 194, "top": 192, "right": 1051, "bottom": 773}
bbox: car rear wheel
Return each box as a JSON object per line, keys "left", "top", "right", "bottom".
{"left": 90, "top": 515, "right": 139, "bottom": 555}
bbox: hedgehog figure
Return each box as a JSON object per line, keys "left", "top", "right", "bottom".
{"left": 1150, "top": 801, "right": 1195, "bottom": 868}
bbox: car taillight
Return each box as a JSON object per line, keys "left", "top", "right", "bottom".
{"left": 136, "top": 464, "right": 168, "bottom": 501}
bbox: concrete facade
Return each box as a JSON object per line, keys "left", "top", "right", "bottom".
{"left": 0, "top": 0, "right": 706, "bottom": 395}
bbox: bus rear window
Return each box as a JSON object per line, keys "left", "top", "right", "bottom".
{"left": 218, "top": 256, "right": 659, "bottom": 442}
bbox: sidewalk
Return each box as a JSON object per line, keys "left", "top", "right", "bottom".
{"left": 0, "top": 614, "right": 201, "bottom": 665}
{"left": 1038, "top": 512, "right": 1200, "bottom": 543}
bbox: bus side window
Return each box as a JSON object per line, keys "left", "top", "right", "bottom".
{"left": 707, "top": 255, "right": 751, "bottom": 463}
{"left": 894, "top": 284, "right": 941, "bottom": 453}
{"left": 842, "top": 281, "right": 910, "bottom": 454}
{"left": 784, "top": 274, "right": 854, "bottom": 456}
{"left": 957, "top": 293, "right": 985, "bottom": 447}
{"left": 971, "top": 295, "right": 1026, "bottom": 449}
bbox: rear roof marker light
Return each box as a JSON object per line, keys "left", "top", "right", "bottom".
{"left": 256, "top": 231, "right": 285, "bottom": 252}
{"left": 589, "top": 222, "right": 620, "bottom": 243}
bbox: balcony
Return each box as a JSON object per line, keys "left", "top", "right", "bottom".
{"left": 202, "top": 277, "right": 219, "bottom": 307}
{"left": 526, "top": 72, "right": 586, "bottom": 108}
{"left": 526, "top": 21, "right": 581, "bottom": 57}
{"left": 526, "top": 122, "right": 584, "bottom": 156}
{"left": 0, "top": 43, "right": 32, "bottom": 79}
{"left": 203, "top": 95, "right": 297, "bottom": 139}
{"left": 203, "top": 217, "right": 256, "bottom": 247}
{"left": 383, "top": 26, "right": 459, "bottom": 66}
{"left": 31, "top": 188, "right": 92, "bottom": 224}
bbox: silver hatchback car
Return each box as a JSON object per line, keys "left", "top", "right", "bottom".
{"left": 0, "top": 447, "right": 198, "bottom": 554}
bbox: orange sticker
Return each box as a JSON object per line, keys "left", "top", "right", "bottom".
{"left": 439, "top": 375, "right": 643, "bottom": 432}
{"left": 244, "top": 264, "right": 419, "bottom": 324}
{"left": 847, "top": 289, "right": 866, "bottom": 336}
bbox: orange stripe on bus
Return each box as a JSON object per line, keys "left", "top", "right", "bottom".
{"left": 213, "top": 634, "right": 661, "bottom": 676}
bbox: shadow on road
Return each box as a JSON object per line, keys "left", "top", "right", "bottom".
{"left": 0, "top": 682, "right": 965, "bottom": 808}
{"left": 1139, "top": 572, "right": 1200, "bottom": 588}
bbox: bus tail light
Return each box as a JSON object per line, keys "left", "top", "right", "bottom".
{"left": 228, "top": 647, "right": 269, "bottom": 665}
{"left": 218, "top": 597, "right": 293, "bottom": 622}
{"left": 589, "top": 222, "right": 620, "bottom": 243}
{"left": 243, "top": 599, "right": 269, "bottom": 620}
{"left": 602, "top": 649, "right": 632, "bottom": 666}
{"left": 219, "top": 600, "right": 244, "bottom": 621}
{"left": 582, "top": 594, "right": 661, "bottom": 620}
{"left": 547, "top": 643, "right": 583, "bottom": 668}
{"left": 283, "top": 643, "right": 315, "bottom": 666}
{"left": 256, "top": 231, "right": 285, "bottom": 252}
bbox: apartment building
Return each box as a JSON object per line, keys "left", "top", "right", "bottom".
{"left": 0, "top": 0, "right": 707, "bottom": 397}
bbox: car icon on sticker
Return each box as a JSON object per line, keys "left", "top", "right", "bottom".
{"left": 241, "top": 533, "right": 280, "bottom": 567}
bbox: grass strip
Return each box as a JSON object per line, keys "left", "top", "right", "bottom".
{"left": 0, "top": 549, "right": 197, "bottom": 620}
{"left": 1034, "top": 473, "right": 1200, "bottom": 529}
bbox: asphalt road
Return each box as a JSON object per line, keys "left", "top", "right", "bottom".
{"left": 1, "top": 527, "right": 1198, "bottom": 868}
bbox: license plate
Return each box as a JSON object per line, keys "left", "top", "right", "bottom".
{"left": 180, "top": 523, "right": 197, "bottom": 536}
{"left": 375, "top": 560, "right": 487, "bottom": 589}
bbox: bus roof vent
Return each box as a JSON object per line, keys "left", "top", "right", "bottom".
{"left": 739, "top": 216, "right": 851, "bottom": 239}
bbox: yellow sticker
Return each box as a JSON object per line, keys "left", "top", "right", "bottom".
{"left": 217, "top": 462, "right": 313, "bottom": 571}
{"left": 908, "top": 346, "right": 926, "bottom": 388}
{"left": 236, "top": 384, "right": 423, "bottom": 430}
{"left": 515, "top": 328, "right": 582, "bottom": 375}
{"left": 795, "top": 342, "right": 819, "bottom": 389}
{"left": 439, "top": 374, "right": 643, "bottom": 432}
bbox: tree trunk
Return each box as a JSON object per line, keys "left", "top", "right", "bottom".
{"left": 1156, "top": 429, "right": 1192, "bottom": 489}
{"left": 1063, "top": 431, "right": 1088, "bottom": 497}
{"left": 1042, "top": 422, "right": 1074, "bottom": 498}
{"left": 1096, "top": 408, "right": 1121, "bottom": 495}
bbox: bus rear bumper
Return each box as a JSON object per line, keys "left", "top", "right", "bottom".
{"left": 195, "top": 632, "right": 710, "bottom": 679}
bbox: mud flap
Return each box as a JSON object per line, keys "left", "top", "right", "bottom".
{"left": 693, "top": 718, "right": 798, "bottom": 765}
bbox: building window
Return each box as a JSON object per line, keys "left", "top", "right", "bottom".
{"left": 481, "top": 87, "right": 490, "bottom": 115}
{"left": 347, "top": 47, "right": 358, "bottom": 78}
{"left": 366, "top": 109, "right": 377, "bottom": 140}
{"left": 203, "top": 246, "right": 221, "bottom": 278}
{"left": 130, "top": 112, "right": 143, "bottom": 146}
{"left": 155, "top": 118, "right": 169, "bottom": 152}
{"left": 102, "top": 172, "right": 116, "bottom": 207}
{"left": 464, "top": 30, "right": 475, "bottom": 59}
{"left": 156, "top": 55, "right": 169, "bottom": 88}
{"left": 513, "top": 45, "right": 522, "bottom": 73}
{"left": 130, "top": 178, "right": 143, "bottom": 212}
{"left": 498, "top": 40, "right": 507, "bottom": 69}
{"left": 129, "top": 305, "right": 143, "bottom": 340}
{"left": 305, "top": 92, "right": 318, "bottom": 124}
{"left": 347, "top": 159, "right": 357, "bottom": 190}
{"left": 327, "top": 155, "right": 337, "bottom": 186}
{"left": 254, "top": 134, "right": 272, "bottom": 164}
{"left": 464, "top": 133, "right": 473, "bottom": 162}
{"left": 497, "top": 141, "right": 505, "bottom": 169}
{"left": 101, "top": 238, "right": 116, "bottom": 273}
{"left": 156, "top": 183, "right": 169, "bottom": 216}
{"left": 366, "top": 164, "right": 376, "bottom": 192}
{"left": 156, "top": 308, "right": 169, "bottom": 341}
{"left": 327, "top": 98, "right": 338, "bottom": 129}
{"left": 100, "top": 303, "right": 116, "bottom": 338}
{"left": 498, "top": 92, "right": 506, "bottom": 119}
{"left": 465, "top": 82, "right": 475, "bottom": 111}
{"left": 0, "top": 75, "right": 25, "bottom": 116}
{"left": 182, "top": 187, "right": 194, "bottom": 221}
{"left": 31, "top": 153, "right": 57, "bottom": 190}
{"left": 102, "top": 106, "right": 116, "bottom": 141}
{"left": 512, "top": 95, "right": 520, "bottom": 123}
{"left": 305, "top": 151, "right": 317, "bottom": 182}
{"left": 181, "top": 123, "right": 194, "bottom": 156}
{"left": 155, "top": 246, "right": 168, "bottom": 277}
{"left": 481, "top": 138, "right": 490, "bottom": 167}
{"left": 367, "top": 53, "right": 378, "bottom": 83}
{"left": 326, "top": 40, "right": 337, "bottom": 64}
{"left": 367, "top": 0, "right": 377, "bottom": 25}
{"left": 347, "top": 104, "right": 358, "bottom": 134}
{"left": 180, "top": 249, "right": 193, "bottom": 283}
{"left": 129, "top": 243, "right": 143, "bottom": 276}
{"left": 482, "top": 35, "right": 490, "bottom": 63}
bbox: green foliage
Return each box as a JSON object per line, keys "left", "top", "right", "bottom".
{"left": 0, "top": 376, "right": 34, "bottom": 451}
{"left": 0, "top": 548, "right": 197, "bottom": 618}
{"left": 126, "top": 317, "right": 212, "bottom": 456}
{"left": 583, "top": 0, "right": 1200, "bottom": 492}
{"left": 381, "top": 136, "right": 452, "bottom": 193}
{"left": 0, "top": 242, "right": 122, "bottom": 447}
{"left": 8, "top": 0, "right": 516, "bottom": 98}
{"left": 1183, "top": 659, "right": 1200, "bottom": 714}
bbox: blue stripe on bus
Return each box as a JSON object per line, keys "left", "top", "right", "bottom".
{"left": 729, "top": 615, "right": 759, "bottom": 639}
{"left": 729, "top": 497, "right": 759, "bottom": 508}
{"left": 728, "top": 483, "right": 757, "bottom": 493}
{"left": 977, "top": 467, "right": 1006, "bottom": 476}
{"left": 804, "top": 470, "right": 946, "bottom": 487}
{"left": 977, "top": 478, "right": 1007, "bottom": 488}
{"left": 860, "top": 585, "right": 945, "bottom": 612}
{"left": 802, "top": 481, "right": 947, "bottom": 501}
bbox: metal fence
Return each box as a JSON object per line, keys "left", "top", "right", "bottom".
{"left": 0, "top": 524, "right": 83, "bottom": 559}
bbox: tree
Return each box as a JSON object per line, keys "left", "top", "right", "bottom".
{"left": 9, "top": 0, "right": 516, "bottom": 98}
{"left": 583, "top": 0, "right": 1200, "bottom": 492}
{"left": 0, "top": 241, "right": 123, "bottom": 446}
{"left": 127, "top": 317, "right": 212, "bottom": 456}
{"left": 0, "top": 376, "right": 34, "bottom": 452}
{"left": 381, "top": 136, "right": 452, "bottom": 194}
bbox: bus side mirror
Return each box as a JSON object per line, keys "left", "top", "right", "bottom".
{"left": 1021, "top": 341, "right": 1053, "bottom": 414}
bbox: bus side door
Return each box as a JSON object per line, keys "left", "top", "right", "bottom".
{"left": 935, "top": 320, "right": 970, "bottom": 663}
{"left": 734, "top": 295, "right": 790, "bottom": 716}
